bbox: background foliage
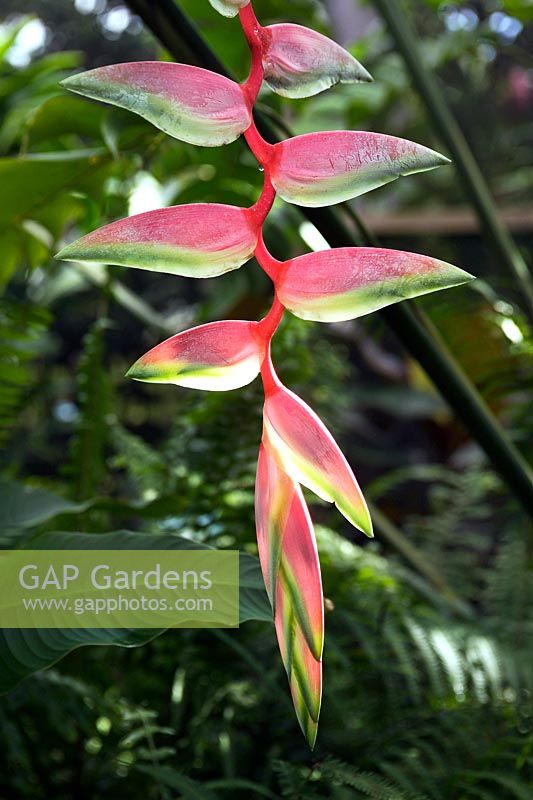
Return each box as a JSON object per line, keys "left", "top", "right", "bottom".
{"left": 0, "top": 0, "right": 532, "bottom": 797}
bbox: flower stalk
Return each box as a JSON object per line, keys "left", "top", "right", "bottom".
{"left": 57, "top": 0, "right": 528, "bottom": 750}
{"left": 121, "top": 0, "right": 533, "bottom": 518}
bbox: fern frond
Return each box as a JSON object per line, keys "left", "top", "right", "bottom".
{"left": 459, "top": 770, "right": 533, "bottom": 800}
{"left": 110, "top": 422, "right": 171, "bottom": 499}
{"left": 65, "top": 319, "right": 112, "bottom": 500}
{"left": 320, "top": 756, "right": 429, "bottom": 800}
{"left": 0, "top": 299, "right": 50, "bottom": 449}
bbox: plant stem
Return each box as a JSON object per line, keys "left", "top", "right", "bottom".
{"left": 260, "top": 345, "right": 282, "bottom": 396}
{"left": 373, "top": 0, "right": 533, "bottom": 322}
{"left": 258, "top": 294, "right": 285, "bottom": 339}
{"left": 240, "top": 4, "right": 263, "bottom": 103}
{"left": 250, "top": 171, "right": 277, "bottom": 226}
{"left": 243, "top": 120, "right": 274, "bottom": 164}
{"left": 254, "top": 230, "right": 282, "bottom": 279}
{"left": 122, "top": 0, "right": 533, "bottom": 515}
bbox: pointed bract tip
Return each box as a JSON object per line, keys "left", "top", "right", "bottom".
{"left": 125, "top": 361, "right": 144, "bottom": 382}
{"left": 55, "top": 241, "right": 87, "bottom": 263}
{"left": 411, "top": 145, "right": 452, "bottom": 172}
{"left": 357, "top": 64, "right": 373, "bottom": 83}
{"left": 54, "top": 244, "right": 71, "bottom": 261}
{"left": 60, "top": 74, "right": 83, "bottom": 92}
{"left": 357, "top": 509, "right": 374, "bottom": 539}
{"left": 434, "top": 151, "right": 452, "bottom": 166}
{"left": 339, "top": 498, "right": 373, "bottom": 538}
{"left": 302, "top": 715, "right": 318, "bottom": 750}
{"left": 438, "top": 262, "right": 476, "bottom": 289}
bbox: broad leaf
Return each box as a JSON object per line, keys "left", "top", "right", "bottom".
{"left": 209, "top": 0, "right": 250, "bottom": 17}
{"left": 270, "top": 131, "right": 450, "bottom": 207}
{"left": 127, "top": 320, "right": 265, "bottom": 391}
{"left": 62, "top": 62, "right": 252, "bottom": 147}
{"left": 256, "top": 438, "right": 323, "bottom": 747}
{"left": 0, "top": 478, "right": 88, "bottom": 530}
{"left": 262, "top": 23, "right": 371, "bottom": 98}
{"left": 56, "top": 204, "right": 259, "bottom": 278}
{"left": 0, "top": 150, "right": 106, "bottom": 226}
{"left": 0, "top": 530, "right": 270, "bottom": 693}
{"left": 263, "top": 381, "right": 372, "bottom": 536}
{"left": 277, "top": 247, "right": 474, "bottom": 321}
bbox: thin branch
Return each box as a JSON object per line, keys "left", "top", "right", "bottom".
{"left": 373, "top": 0, "right": 533, "bottom": 321}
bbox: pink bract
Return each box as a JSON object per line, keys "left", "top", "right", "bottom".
{"left": 59, "top": 0, "right": 474, "bottom": 748}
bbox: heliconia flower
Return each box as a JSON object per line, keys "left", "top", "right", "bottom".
{"left": 55, "top": 0, "right": 478, "bottom": 751}
{"left": 126, "top": 320, "right": 265, "bottom": 391}
{"left": 273, "top": 247, "right": 474, "bottom": 322}
{"left": 263, "top": 378, "right": 372, "bottom": 536}
{"left": 61, "top": 62, "right": 252, "bottom": 147}
{"left": 56, "top": 204, "right": 260, "bottom": 278}
{"left": 209, "top": 0, "right": 250, "bottom": 17}
{"left": 269, "top": 131, "right": 450, "bottom": 207}
{"left": 261, "top": 23, "right": 372, "bottom": 98}
{"left": 256, "top": 436, "right": 323, "bottom": 747}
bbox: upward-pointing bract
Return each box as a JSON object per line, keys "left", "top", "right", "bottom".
{"left": 261, "top": 23, "right": 372, "bottom": 98}
{"left": 275, "top": 247, "right": 474, "bottom": 322}
{"left": 270, "top": 130, "right": 450, "bottom": 207}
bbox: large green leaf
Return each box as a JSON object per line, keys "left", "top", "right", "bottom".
{"left": 24, "top": 94, "right": 105, "bottom": 145}
{"left": 0, "top": 529, "right": 271, "bottom": 693}
{"left": 0, "top": 150, "right": 106, "bottom": 226}
{"left": 0, "top": 479, "right": 89, "bottom": 529}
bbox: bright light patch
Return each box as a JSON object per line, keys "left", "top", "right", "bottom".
{"left": 7, "top": 18, "right": 48, "bottom": 67}
{"left": 489, "top": 12, "right": 523, "bottom": 42}
{"left": 494, "top": 300, "right": 514, "bottom": 315}
{"left": 74, "top": 0, "right": 106, "bottom": 14}
{"left": 500, "top": 317, "right": 523, "bottom": 344}
{"left": 100, "top": 6, "right": 132, "bottom": 36}
{"left": 298, "top": 222, "right": 330, "bottom": 252}
{"left": 128, "top": 172, "right": 165, "bottom": 216}
{"left": 444, "top": 8, "right": 478, "bottom": 32}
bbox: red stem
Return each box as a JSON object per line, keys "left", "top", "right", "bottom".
{"left": 250, "top": 172, "right": 276, "bottom": 227}
{"left": 244, "top": 119, "right": 274, "bottom": 165}
{"left": 239, "top": 1, "right": 286, "bottom": 400}
{"left": 258, "top": 294, "right": 284, "bottom": 339}
{"left": 240, "top": 4, "right": 264, "bottom": 105}
{"left": 243, "top": 56, "right": 264, "bottom": 106}
{"left": 254, "top": 228, "right": 283, "bottom": 279}
{"left": 239, "top": 3, "right": 261, "bottom": 46}
{"left": 260, "top": 343, "right": 282, "bottom": 396}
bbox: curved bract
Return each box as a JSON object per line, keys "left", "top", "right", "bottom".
{"left": 270, "top": 131, "right": 450, "bottom": 207}
{"left": 57, "top": 0, "right": 474, "bottom": 749}
{"left": 256, "top": 438, "right": 323, "bottom": 746}
{"left": 127, "top": 320, "right": 264, "bottom": 391}
{"left": 276, "top": 247, "right": 474, "bottom": 321}
{"left": 62, "top": 62, "right": 251, "bottom": 147}
{"left": 262, "top": 23, "right": 372, "bottom": 98}
{"left": 263, "top": 383, "right": 373, "bottom": 537}
{"left": 56, "top": 204, "right": 259, "bottom": 278}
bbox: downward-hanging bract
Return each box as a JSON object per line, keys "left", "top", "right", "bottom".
{"left": 57, "top": 0, "right": 474, "bottom": 748}
{"left": 256, "top": 432, "right": 323, "bottom": 746}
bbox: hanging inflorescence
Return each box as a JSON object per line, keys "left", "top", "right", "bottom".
{"left": 57, "top": 0, "right": 473, "bottom": 747}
